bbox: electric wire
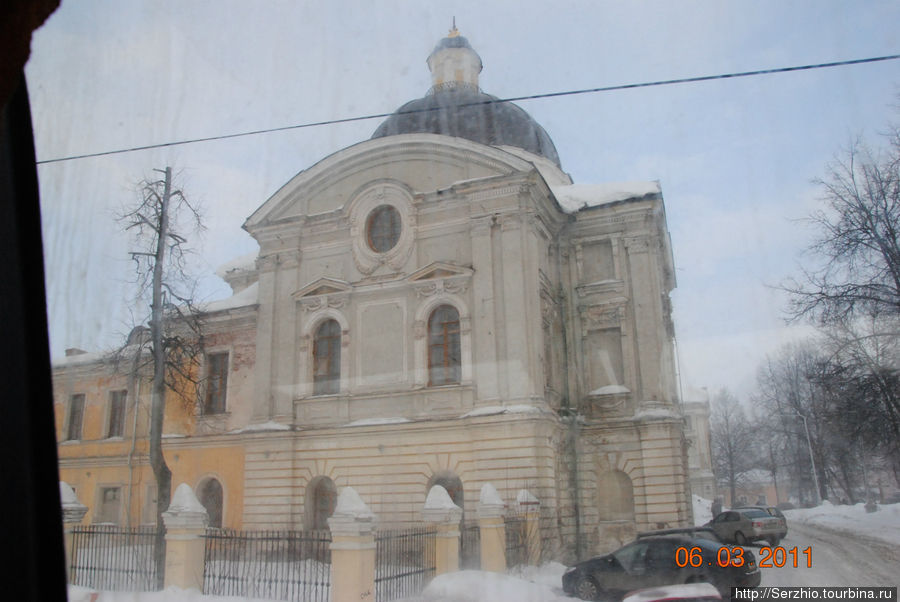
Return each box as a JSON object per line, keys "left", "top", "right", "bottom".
{"left": 36, "top": 53, "right": 900, "bottom": 165}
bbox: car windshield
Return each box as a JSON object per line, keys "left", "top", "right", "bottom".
{"left": 20, "top": 2, "right": 900, "bottom": 600}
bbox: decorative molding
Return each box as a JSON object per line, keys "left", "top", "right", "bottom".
{"left": 407, "top": 262, "right": 473, "bottom": 299}
{"left": 293, "top": 277, "right": 353, "bottom": 313}
{"left": 348, "top": 181, "right": 416, "bottom": 275}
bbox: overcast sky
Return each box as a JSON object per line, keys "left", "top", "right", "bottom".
{"left": 25, "top": 0, "right": 900, "bottom": 398}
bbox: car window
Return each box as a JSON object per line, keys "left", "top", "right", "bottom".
{"left": 740, "top": 509, "right": 769, "bottom": 519}
{"left": 614, "top": 542, "right": 649, "bottom": 571}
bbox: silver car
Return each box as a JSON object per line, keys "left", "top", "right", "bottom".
{"left": 706, "top": 508, "right": 786, "bottom": 545}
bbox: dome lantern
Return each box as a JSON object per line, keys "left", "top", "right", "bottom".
{"left": 426, "top": 22, "right": 483, "bottom": 93}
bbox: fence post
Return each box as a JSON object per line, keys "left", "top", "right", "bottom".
{"left": 516, "top": 489, "right": 541, "bottom": 566}
{"left": 60, "top": 482, "right": 88, "bottom": 581}
{"left": 422, "top": 485, "right": 463, "bottom": 575}
{"left": 477, "top": 483, "right": 506, "bottom": 573}
{"left": 161, "top": 483, "right": 208, "bottom": 590}
{"left": 328, "top": 487, "right": 376, "bottom": 602}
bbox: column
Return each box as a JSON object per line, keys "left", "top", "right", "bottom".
{"left": 161, "top": 483, "right": 209, "bottom": 590}
{"left": 328, "top": 487, "right": 376, "bottom": 602}
{"left": 422, "top": 485, "right": 463, "bottom": 575}
{"left": 477, "top": 483, "right": 506, "bottom": 573}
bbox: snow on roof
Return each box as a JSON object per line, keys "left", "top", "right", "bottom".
{"left": 214, "top": 250, "right": 258, "bottom": 279}
{"left": 53, "top": 349, "right": 111, "bottom": 367}
{"left": 550, "top": 181, "right": 660, "bottom": 214}
{"left": 60, "top": 482, "right": 79, "bottom": 504}
{"left": 202, "top": 281, "right": 259, "bottom": 313}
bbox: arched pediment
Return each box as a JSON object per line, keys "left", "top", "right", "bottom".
{"left": 244, "top": 133, "right": 545, "bottom": 232}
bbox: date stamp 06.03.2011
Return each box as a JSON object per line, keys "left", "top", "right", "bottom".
{"left": 675, "top": 546, "right": 814, "bottom": 569}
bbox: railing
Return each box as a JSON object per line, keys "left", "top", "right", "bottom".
{"left": 202, "top": 529, "right": 331, "bottom": 602}
{"left": 459, "top": 521, "right": 480, "bottom": 569}
{"left": 375, "top": 527, "right": 436, "bottom": 602}
{"left": 505, "top": 515, "right": 527, "bottom": 568}
{"left": 68, "top": 524, "right": 161, "bottom": 592}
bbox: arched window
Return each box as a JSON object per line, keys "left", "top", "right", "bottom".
{"left": 198, "top": 478, "right": 224, "bottom": 528}
{"left": 597, "top": 470, "right": 635, "bottom": 522}
{"left": 313, "top": 319, "right": 341, "bottom": 395}
{"left": 428, "top": 305, "right": 460, "bottom": 386}
{"left": 306, "top": 476, "right": 337, "bottom": 530}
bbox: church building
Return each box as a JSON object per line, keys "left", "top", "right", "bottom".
{"left": 53, "top": 27, "right": 692, "bottom": 560}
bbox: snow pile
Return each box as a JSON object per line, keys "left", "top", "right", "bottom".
{"left": 479, "top": 483, "right": 504, "bottom": 506}
{"left": 167, "top": 483, "right": 207, "bottom": 513}
{"left": 784, "top": 500, "right": 900, "bottom": 546}
{"left": 550, "top": 181, "right": 660, "bottom": 214}
{"left": 68, "top": 585, "right": 274, "bottom": 602}
{"left": 425, "top": 485, "right": 460, "bottom": 510}
{"left": 60, "top": 481, "right": 79, "bottom": 504}
{"left": 418, "top": 568, "right": 571, "bottom": 602}
{"left": 693, "top": 494, "right": 713, "bottom": 525}
{"left": 334, "top": 486, "right": 375, "bottom": 519}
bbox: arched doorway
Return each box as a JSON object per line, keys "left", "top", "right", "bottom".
{"left": 306, "top": 476, "right": 337, "bottom": 530}
{"left": 198, "top": 478, "right": 224, "bottom": 528}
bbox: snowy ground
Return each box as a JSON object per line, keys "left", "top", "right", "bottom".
{"left": 68, "top": 500, "right": 900, "bottom": 601}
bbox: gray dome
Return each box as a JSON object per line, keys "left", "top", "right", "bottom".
{"left": 371, "top": 87, "right": 561, "bottom": 167}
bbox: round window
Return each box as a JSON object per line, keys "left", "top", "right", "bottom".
{"left": 366, "top": 205, "right": 401, "bottom": 253}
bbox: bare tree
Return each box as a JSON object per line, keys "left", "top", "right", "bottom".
{"left": 120, "top": 167, "right": 204, "bottom": 585}
{"left": 709, "top": 389, "right": 755, "bottom": 505}
{"left": 784, "top": 138, "right": 900, "bottom": 323}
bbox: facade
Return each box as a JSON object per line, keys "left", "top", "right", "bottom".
{"left": 53, "top": 28, "right": 691, "bottom": 560}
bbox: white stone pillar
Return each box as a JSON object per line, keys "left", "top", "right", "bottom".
{"left": 422, "top": 485, "right": 463, "bottom": 575}
{"left": 162, "top": 483, "right": 209, "bottom": 590}
{"left": 477, "top": 483, "right": 506, "bottom": 573}
{"left": 329, "top": 488, "right": 376, "bottom": 602}
{"left": 60, "top": 482, "right": 88, "bottom": 581}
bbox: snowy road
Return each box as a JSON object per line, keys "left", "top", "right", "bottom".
{"left": 757, "top": 522, "right": 899, "bottom": 587}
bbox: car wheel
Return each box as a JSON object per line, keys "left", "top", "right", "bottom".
{"left": 767, "top": 536, "right": 779, "bottom": 546}
{"left": 573, "top": 575, "right": 600, "bottom": 601}
{"left": 734, "top": 531, "right": 747, "bottom": 545}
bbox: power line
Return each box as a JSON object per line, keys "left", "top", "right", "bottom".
{"left": 36, "top": 53, "right": 900, "bottom": 165}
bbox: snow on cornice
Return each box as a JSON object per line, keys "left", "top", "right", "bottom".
{"left": 550, "top": 181, "right": 661, "bottom": 214}
{"left": 228, "top": 420, "right": 292, "bottom": 434}
{"left": 214, "top": 250, "right": 258, "bottom": 279}
{"left": 461, "top": 404, "right": 547, "bottom": 418}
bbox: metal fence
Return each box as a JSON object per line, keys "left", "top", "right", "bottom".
{"left": 202, "top": 529, "right": 331, "bottom": 602}
{"left": 375, "top": 527, "right": 436, "bottom": 602}
{"left": 459, "top": 521, "right": 480, "bottom": 569}
{"left": 68, "top": 524, "right": 162, "bottom": 592}
{"left": 505, "top": 516, "right": 527, "bottom": 568}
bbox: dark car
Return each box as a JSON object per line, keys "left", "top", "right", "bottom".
{"left": 706, "top": 509, "right": 785, "bottom": 545}
{"left": 562, "top": 536, "right": 761, "bottom": 601}
{"left": 637, "top": 527, "right": 723, "bottom": 543}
